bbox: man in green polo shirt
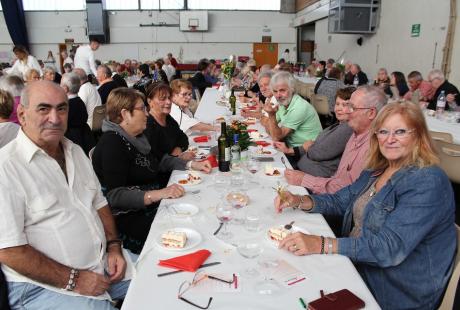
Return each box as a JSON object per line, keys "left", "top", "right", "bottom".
{"left": 263, "top": 71, "right": 322, "bottom": 147}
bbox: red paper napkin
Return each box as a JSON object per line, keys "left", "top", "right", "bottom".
{"left": 247, "top": 129, "right": 258, "bottom": 133}
{"left": 255, "top": 141, "right": 271, "bottom": 147}
{"left": 246, "top": 105, "right": 258, "bottom": 111}
{"left": 206, "top": 154, "right": 218, "bottom": 168}
{"left": 158, "top": 249, "right": 211, "bottom": 272}
{"left": 193, "top": 136, "right": 209, "bottom": 143}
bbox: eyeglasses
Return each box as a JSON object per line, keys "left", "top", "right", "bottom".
{"left": 133, "top": 105, "right": 147, "bottom": 112}
{"left": 177, "top": 271, "right": 234, "bottom": 309}
{"left": 375, "top": 128, "right": 414, "bottom": 139}
{"left": 179, "top": 92, "right": 193, "bottom": 98}
{"left": 345, "top": 101, "right": 374, "bottom": 113}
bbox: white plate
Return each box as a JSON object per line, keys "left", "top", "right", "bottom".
{"left": 263, "top": 166, "right": 285, "bottom": 177}
{"left": 170, "top": 172, "right": 202, "bottom": 186}
{"left": 156, "top": 228, "right": 202, "bottom": 251}
{"left": 194, "top": 149, "right": 209, "bottom": 160}
{"left": 250, "top": 146, "right": 278, "bottom": 157}
{"left": 167, "top": 203, "right": 199, "bottom": 218}
{"left": 266, "top": 225, "right": 310, "bottom": 247}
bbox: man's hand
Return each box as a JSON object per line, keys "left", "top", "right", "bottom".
{"left": 106, "top": 248, "right": 126, "bottom": 283}
{"left": 284, "top": 169, "right": 305, "bottom": 186}
{"left": 273, "top": 141, "right": 294, "bottom": 155}
{"left": 263, "top": 102, "right": 278, "bottom": 115}
{"left": 302, "top": 140, "right": 314, "bottom": 152}
{"left": 191, "top": 160, "right": 212, "bottom": 173}
{"left": 74, "top": 270, "right": 110, "bottom": 296}
{"left": 447, "top": 93, "right": 457, "bottom": 103}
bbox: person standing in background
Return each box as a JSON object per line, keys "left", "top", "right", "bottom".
{"left": 6, "top": 46, "right": 42, "bottom": 79}
{"left": 74, "top": 38, "right": 101, "bottom": 83}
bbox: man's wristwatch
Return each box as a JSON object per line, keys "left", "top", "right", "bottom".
{"left": 64, "top": 268, "right": 79, "bottom": 291}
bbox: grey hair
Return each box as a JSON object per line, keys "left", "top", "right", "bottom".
{"left": 357, "top": 85, "right": 387, "bottom": 112}
{"left": 352, "top": 64, "right": 362, "bottom": 71}
{"left": 258, "top": 70, "right": 274, "bottom": 83}
{"left": 43, "top": 66, "right": 56, "bottom": 74}
{"left": 98, "top": 64, "right": 112, "bottom": 78}
{"left": 73, "top": 68, "right": 88, "bottom": 83}
{"left": 259, "top": 64, "right": 272, "bottom": 73}
{"left": 270, "top": 71, "right": 295, "bottom": 92}
{"left": 21, "top": 81, "right": 67, "bottom": 107}
{"left": 61, "top": 72, "right": 81, "bottom": 94}
{"left": 0, "top": 75, "right": 25, "bottom": 97}
{"left": 378, "top": 68, "right": 388, "bottom": 75}
{"left": 24, "top": 68, "right": 40, "bottom": 81}
{"left": 428, "top": 69, "right": 445, "bottom": 82}
{"left": 407, "top": 71, "right": 423, "bottom": 81}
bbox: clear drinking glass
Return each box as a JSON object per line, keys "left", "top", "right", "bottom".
{"left": 215, "top": 204, "right": 233, "bottom": 240}
{"left": 237, "top": 241, "right": 263, "bottom": 277}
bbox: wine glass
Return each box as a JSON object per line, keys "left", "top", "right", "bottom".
{"left": 256, "top": 256, "right": 283, "bottom": 295}
{"left": 237, "top": 241, "right": 263, "bottom": 277}
{"left": 246, "top": 158, "right": 259, "bottom": 175}
{"left": 215, "top": 204, "right": 233, "bottom": 240}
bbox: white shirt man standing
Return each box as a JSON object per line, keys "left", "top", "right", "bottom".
{"left": 74, "top": 38, "right": 100, "bottom": 77}
{"left": 0, "top": 81, "right": 131, "bottom": 309}
{"left": 74, "top": 67, "right": 102, "bottom": 129}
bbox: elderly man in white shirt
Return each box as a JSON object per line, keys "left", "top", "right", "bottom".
{"left": 0, "top": 81, "right": 131, "bottom": 310}
{"left": 162, "top": 57, "right": 176, "bottom": 81}
{"left": 74, "top": 38, "right": 100, "bottom": 77}
{"left": 74, "top": 67, "right": 102, "bottom": 129}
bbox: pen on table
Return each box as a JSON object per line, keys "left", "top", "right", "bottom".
{"left": 299, "top": 297, "right": 307, "bottom": 309}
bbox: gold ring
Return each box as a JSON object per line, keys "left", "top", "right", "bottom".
{"left": 293, "top": 244, "right": 297, "bottom": 250}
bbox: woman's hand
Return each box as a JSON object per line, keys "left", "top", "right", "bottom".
{"left": 273, "top": 141, "right": 294, "bottom": 155}
{"left": 279, "top": 232, "right": 322, "bottom": 256}
{"left": 178, "top": 151, "right": 195, "bottom": 161}
{"left": 284, "top": 168, "right": 305, "bottom": 186}
{"left": 161, "top": 184, "right": 185, "bottom": 199}
{"left": 274, "top": 190, "right": 299, "bottom": 213}
{"left": 191, "top": 160, "right": 212, "bottom": 173}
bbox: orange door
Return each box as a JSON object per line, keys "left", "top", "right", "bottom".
{"left": 253, "top": 43, "right": 278, "bottom": 67}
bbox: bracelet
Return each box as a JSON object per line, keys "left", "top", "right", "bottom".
{"left": 106, "top": 239, "right": 122, "bottom": 252}
{"left": 64, "top": 268, "right": 79, "bottom": 291}
{"left": 186, "top": 160, "right": 193, "bottom": 170}
{"left": 328, "top": 238, "right": 333, "bottom": 255}
{"left": 320, "top": 236, "right": 325, "bottom": 254}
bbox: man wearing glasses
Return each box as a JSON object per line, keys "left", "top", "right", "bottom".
{"left": 284, "top": 85, "right": 387, "bottom": 195}
{"left": 426, "top": 69, "right": 459, "bottom": 111}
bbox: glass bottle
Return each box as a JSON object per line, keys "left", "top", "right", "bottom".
{"left": 231, "top": 134, "right": 241, "bottom": 164}
{"left": 229, "top": 89, "right": 236, "bottom": 115}
{"left": 218, "top": 122, "right": 230, "bottom": 172}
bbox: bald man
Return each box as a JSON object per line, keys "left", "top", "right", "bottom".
{"left": 0, "top": 81, "right": 131, "bottom": 310}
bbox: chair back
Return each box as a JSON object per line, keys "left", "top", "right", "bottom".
{"left": 433, "top": 140, "right": 460, "bottom": 183}
{"left": 438, "top": 224, "right": 460, "bottom": 310}
{"left": 92, "top": 105, "right": 106, "bottom": 131}
{"left": 193, "top": 88, "right": 201, "bottom": 103}
{"left": 311, "top": 94, "right": 330, "bottom": 116}
{"left": 430, "top": 131, "right": 453, "bottom": 143}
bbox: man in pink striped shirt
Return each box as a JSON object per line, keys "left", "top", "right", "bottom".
{"left": 403, "top": 71, "right": 434, "bottom": 104}
{"left": 284, "top": 85, "right": 387, "bottom": 194}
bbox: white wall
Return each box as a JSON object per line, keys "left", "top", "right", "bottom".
{"left": 448, "top": 0, "right": 460, "bottom": 86}
{"left": 296, "top": 0, "right": 453, "bottom": 84}
{"left": 0, "top": 10, "right": 296, "bottom": 65}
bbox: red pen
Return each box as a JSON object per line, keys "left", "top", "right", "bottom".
{"left": 288, "top": 277, "right": 306, "bottom": 286}
{"left": 233, "top": 273, "right": 238, "bottom": 289}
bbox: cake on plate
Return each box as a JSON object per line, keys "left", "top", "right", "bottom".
{"left": 268, "top": 226, "right": 290, "bottom": 242}
{"left": 161, "top": 231, "right": 187, "bottom": 248}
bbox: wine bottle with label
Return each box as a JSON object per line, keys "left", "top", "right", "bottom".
{"left": 231, "top": 134, "right": 241, "bottom": 164}
{"left": 229, "top": 89, "right": 236, "bottom": 115}
{"left": 218, "top": 122, "right": 230, "bottom": 172}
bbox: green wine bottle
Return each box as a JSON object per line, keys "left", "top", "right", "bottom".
{"left": 229, "top": 89, "right": 236, "bottom": 115}
{"left": 218, "top": 122, "right": 230, "bottom": 172}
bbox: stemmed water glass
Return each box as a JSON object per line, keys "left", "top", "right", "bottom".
{"left": 256, "top": 257, "right": 283, "bottom": 295}
{"left": 236, "top": 241, "right": 263, "bottom": 277}
{"left": 215, "top": 204, "right": 233, "bottom": 240}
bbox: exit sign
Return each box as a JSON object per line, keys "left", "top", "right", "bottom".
{"left": 411, "top": 24, "right": 421, "bottom": 37}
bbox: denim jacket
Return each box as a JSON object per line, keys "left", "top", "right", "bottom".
{"left": 311, "top": 166, "right": 456, "bottom": 310}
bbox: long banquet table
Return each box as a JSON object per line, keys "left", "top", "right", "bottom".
{"left": 425, "top": 112, "right": 460, "bottom": 144}
{"left": 121, "top": 88, "right": 380, "bottom": 309}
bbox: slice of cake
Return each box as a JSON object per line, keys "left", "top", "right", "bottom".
{"left": 268, "top": 227, "right": 290, "bottom": 242}
{"left": 161, "top": 231, "right": 187, "bottom": 248}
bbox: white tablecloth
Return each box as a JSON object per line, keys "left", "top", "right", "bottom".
{"left": 294, "top": 75, "right": 319, "bottom": 85}
{"left": 425, "top": 114, "right": 460, "bottom": 144}
{"left": 121, "top": 88, "right": 380, "bottom": 310}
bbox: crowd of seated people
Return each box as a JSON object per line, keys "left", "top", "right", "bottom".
{"left": 0, "top": 45, "right": 458, "bottom": 310}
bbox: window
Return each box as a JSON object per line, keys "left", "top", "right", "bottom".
{"left": 22, "top": 0, "right": 86, "bottom": 11}
{"left": 105, "top": 0, "right": 139, "bottom": 10}
{"left": 141, "top": 0, "right": 184, "bottom": 10}
{"left": 187, "top": 0, "right": 280, "bottom": 10}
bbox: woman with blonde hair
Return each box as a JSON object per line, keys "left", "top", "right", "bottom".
{"left": 274, "top": 101, "right": 456, "bottom": 309}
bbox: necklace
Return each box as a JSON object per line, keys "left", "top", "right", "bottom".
{"left": 369, "top": 180, "right": 378, "bottom": 197}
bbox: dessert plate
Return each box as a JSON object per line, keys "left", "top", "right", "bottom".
{"left": 250, "top": 146, "right": 278, "bottom": 158}
{"left": 166, "top": 203, "right": 199, "bottom": 218}
{"left": 156, "top": 228, "right": 202, "bottom": 251}
{"left": 266, "top": 225, "right": 310, "bottom": 247}
{"left": 170, "top": 172, "right": 202, "bottom": 186}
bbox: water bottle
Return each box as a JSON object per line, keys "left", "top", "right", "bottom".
{"left": 436, "top": 90, "right": 446, "bottom": 119}
{"left": 231, "top": 134, "right": 241, "bottom": 163}
{"left": 353, "top": 75, "right": 359, "bottom": 87}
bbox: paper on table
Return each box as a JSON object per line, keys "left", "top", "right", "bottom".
{"left": 192, "top": 273, "right": 241, "bottom": 293}
{"left": 271, "top": 259, "right": 307, "bottom": 288}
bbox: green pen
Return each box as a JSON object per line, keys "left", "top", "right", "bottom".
{"left": 299, "top": 297, "right": 307, "bottom": 309}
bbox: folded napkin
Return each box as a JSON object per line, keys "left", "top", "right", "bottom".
{"left": 206, "top": 154, "right": 218, "bottom": 168}
{"left": 255, "top": 141, "right": 271, "bottom": 147}
{"left": 247, "top": 129, "right": 258, "bottom": 133}
{"left": 158, "top": 249, "right": 211, "bottom": 272}
{"left": 246, "top": 105, "right": 258, "bottom": 111}
{"left": 193, "top": 136, "right": 209, "bottom": 143}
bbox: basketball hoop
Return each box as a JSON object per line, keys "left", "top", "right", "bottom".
{"left": 189, "top": 25, "right": 197, "bottom": 32}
